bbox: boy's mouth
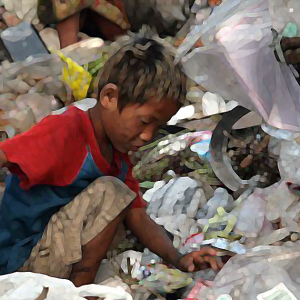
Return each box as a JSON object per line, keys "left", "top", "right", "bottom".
{"left": 129, "top": 143, "right": 144, "bottom": 151}
{"left": 130, "top": 145, "right": 141, "bottom": 151}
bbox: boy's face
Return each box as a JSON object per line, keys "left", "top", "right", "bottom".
{"left": 101, "top": 90, "right": 180, "bottom": 153}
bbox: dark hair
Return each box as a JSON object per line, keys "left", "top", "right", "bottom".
{"left": 95, "top": 28, "right": 187, "bottom": 111}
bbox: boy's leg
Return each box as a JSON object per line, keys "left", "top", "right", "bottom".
{"left": 70, "top": 206, "right": 130, "bottom": 287}
{"left": 56, "top": 13, "right": 80, "bottom": 48}
{"left": 18, "top": 177, "right": 136, "bottom": 281}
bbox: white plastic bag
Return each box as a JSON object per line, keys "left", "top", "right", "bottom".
{"left": 0, "top": 272, "right": 132, "bottom": 300}
{"left": 181, "top": 0, "right": 300, "bottom": 131}
{"left": 202, "top": 243, "right": 300, "bottom": 300}
{"left": 1, "top": 0, "right": 39, "bottom": 25}
{"left": 182, "top": 45, "right": 254, "bottom": 111}
{"left": 269, "top": 0, "right": 300, "bottom": 35}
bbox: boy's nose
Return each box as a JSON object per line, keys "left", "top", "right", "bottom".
{"left": 139, "top": 125, "right": 156, "bottom": 142}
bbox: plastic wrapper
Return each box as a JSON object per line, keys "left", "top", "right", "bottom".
{"left": 0, "top": 272, "right": 132, "bottom": 300}
{"left": 278, "top": 140, "right": 300, "bottom": 184}
{"left": 180, "top": 0, "right": 300, "bottom": 131}
{"left": 200, "top": 188, "right": 233, "bottom": 219}
{"left": 232, "top": 180, "right": 300, "bottom": 247}
{"left": 1, "top": 0, "right": 39, "bottom": 25}
{"left": 202, "top": 243, "right": 300, "bottom": 300}
{"left": 265, "top": 180, "right": 299, "bottom": 222}
{"left": 1, "top": 22, "right": 49, "bottom": 62}
{"left": 235, "top": 189, "right": 271, "bottom": 237}
{"left": 57, "top": 51, "right": 92, "bottom": 101}
{"left": 0, "top": 38, "right": 105, "bottom": 96}
{"left": 95, "top": 250, "right": 143, "bottom": 287}
{"left": 269, "top": 0, "right": 300, "bottom": 35}
{"left": 261, "top": 123, "right": 300, "bottom": 185}
{"left": 146, "top": 177, "right": 243, "bottom": 251}
{"left": 133, "top": 130, "right": 218, "bottom": 184}
{"left": 139, "top": 264, "right": 193, "bottom": 294}
{"left": 146, "top": 177, "right": 210, "bottom": 251}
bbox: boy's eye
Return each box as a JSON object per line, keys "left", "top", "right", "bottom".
{"left": 141, "top": 118, "right": 150, "bottom": 125}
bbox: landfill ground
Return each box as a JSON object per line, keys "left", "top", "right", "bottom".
{"left": 1, "top": 0, "right": 300, "bottom": 300}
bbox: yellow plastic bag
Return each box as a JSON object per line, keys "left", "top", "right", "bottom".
{"left": 57, "top": 52, "right": 92, "bottom": 101}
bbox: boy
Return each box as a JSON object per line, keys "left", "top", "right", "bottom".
{"left": 0, "top": 30, "right": 221, "bottom": 287}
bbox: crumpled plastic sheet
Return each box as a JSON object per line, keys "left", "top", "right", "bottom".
{"left": 180, "top": 0, "right": 300, "bottom": 131}
{"left": 0, "top": 272, "right": 132, "bottom": 300}
{"left": 145, "top": 174, "right": 300, "bottom": 258}
{"left": 145, "top": 177, "right": 242, "bottom": 252}
{"left": 145, "top": 177, "right": 207, "bottom": 250}
{"left": 235, "top": 189, "right": 270, "bottom": 238}
{"left": 278, "top": 139, "right": 300, "bottom": 184}
{"left": 261, "top": 122, "right": 300, "bottom": 186}
{"left": 233, "top": 179, "right": 300, "bottom": 248}
{"left": 269, "top": 0, "right": 300, "bottom": 34}
{"left": 139, "top": 264, "right": 193, "bottom": 294}
{"left": 202, "top": 243, "right": 300, "bottom": 300}
{"left": 0, "top": 38, "right": 104, "bottom": 91}
{"left": 0, "top": 92, "right": 61, "bottom": 136}
{"left": 1, "top": 0, "right": 39, "bottom": 25}
{"left": 133, "top": 131, "right": 218, "bottom": 184}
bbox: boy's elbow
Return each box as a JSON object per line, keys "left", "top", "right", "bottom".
{"left": 0, "top": 149, "right": 7, "bottom": 169}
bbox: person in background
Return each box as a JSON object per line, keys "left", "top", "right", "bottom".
{"left": 37, "top": 0, "right": 196, "bottom": 48}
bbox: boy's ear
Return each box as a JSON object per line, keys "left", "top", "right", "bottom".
{"left": 99, "top": 84, "right": 119, "bottom": 110}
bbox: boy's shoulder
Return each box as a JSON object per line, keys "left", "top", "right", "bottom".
{"left": 44, "top": 106, "right": 87, "bottom": 131}
{"left": 30, "top": 106, "right": 92, "bottom": 146}
{"left": 0, "top": 107, "right": 92, "bottom": 189}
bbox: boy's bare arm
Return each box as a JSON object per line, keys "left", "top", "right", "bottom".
{"left": 125, "top": 207, "right": 181, "bottom": 267}
{"left": 0, "top": 149, "right": 10, "bottom": 169}
{"left": 125, "top": 208, "right": 222, "bottom": 272}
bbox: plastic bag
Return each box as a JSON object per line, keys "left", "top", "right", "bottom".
{"left": 139, "top": 264, "right": 193, "bottom": 294}
{"left": 180, "top": 0, "right": 300, "bottom": 131}
{"left": 182, "top": 45, "right": 254, "bottom": 112}
{"left": 202, "top": 243, "right": 300, "bottom": 300}
{"left": 269, "top": 0, "right": 300, "bottom": 35}
{"left": 57, "top": 52, "right": 92, "bottom": 101}
{"left": 1, "top": 0, "right": 39, "bottom": 24}
{"left": 0, "top": 272, "right": 132, "bottom": 300}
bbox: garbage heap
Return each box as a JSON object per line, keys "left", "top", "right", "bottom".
{"left": 1, "top": 1, "right": 300, "bottom": 300}
{"left": 126, "top": 110, "right": 300, "bottom": 300}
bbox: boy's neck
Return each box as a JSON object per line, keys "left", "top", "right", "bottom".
{"left": 88, "top": 108, "right": 114, "bottom": 163}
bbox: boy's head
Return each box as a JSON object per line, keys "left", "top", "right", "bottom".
{"left": 93, "top": 29, "right": 187, "bottom": 153}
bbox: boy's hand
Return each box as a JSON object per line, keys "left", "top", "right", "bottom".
{"left": 176, "top": 248, "right": 223, "bottom": 272}
{"left": 281, "top": 37, "right": 300, "bottom": 64}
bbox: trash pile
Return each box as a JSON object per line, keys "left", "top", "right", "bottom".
{"left": 121, "top": 0, "right": 300, "bottom": 299}
{"left": 1, "top": 0, "right": 300, "bottom": 299}
{"left": 0, "top": 37, "right": 109, "bottom": 138}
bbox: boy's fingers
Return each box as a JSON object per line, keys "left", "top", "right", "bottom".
{"left": 284, "top": 49, "right": 300, "bottom": 64}
{"left": 186, "top": 256, "right": 195, "bottom": 272}
{"left": 193, "top": 256, "right": 216, "bottom": 270}
{"left": 188, "top": 263, "right": 195, "bottom": 272}
{"left": 215, "top": 256, "right": 224, "bottom": 269}
{"left": 198, "top": 247, "right": 217, "bottom": 256}
{"left": 203, "top": 256, "right": 218, "bottom": 270}
{"left": 281, "top": 37, "right": 300, "bottom": 52}
{"left": 194, "top": 255, "right": 223, "bottom": 270}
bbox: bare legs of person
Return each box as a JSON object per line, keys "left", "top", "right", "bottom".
{"left": 69, "top": 207, "right": 129, "bottom": 287}
{"left": 56, "top": 13, "right": 80, "bottom": 49}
